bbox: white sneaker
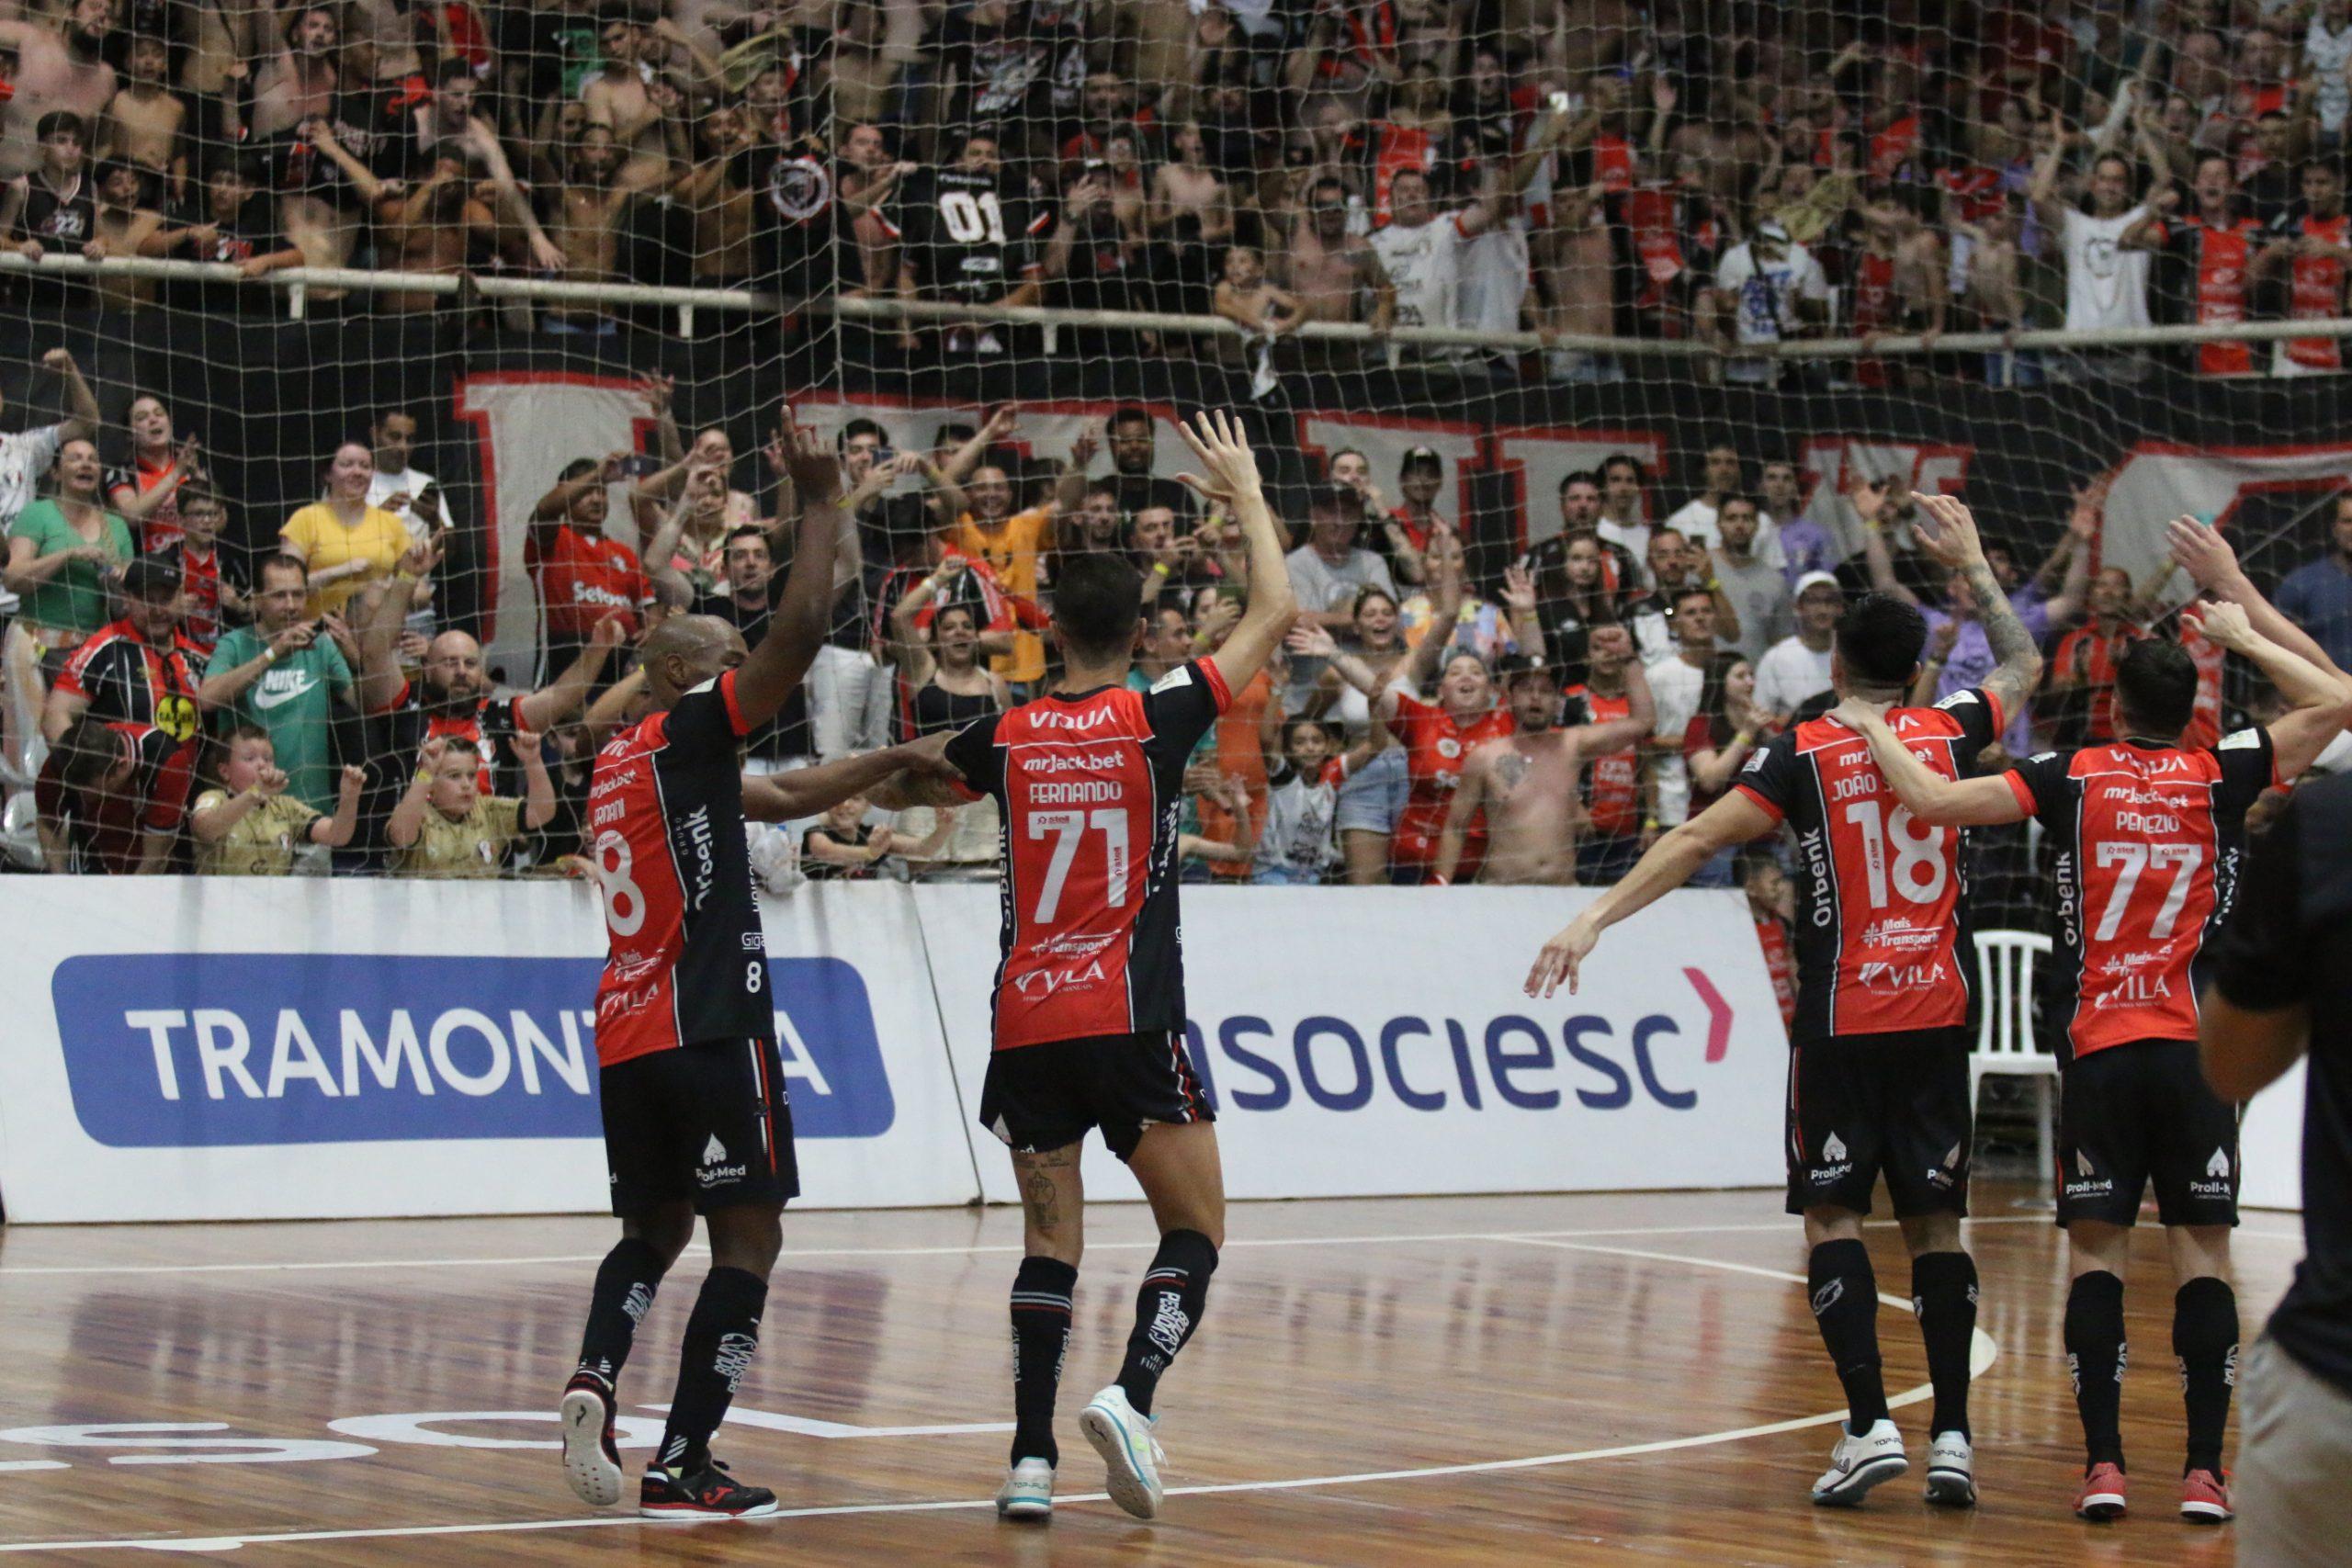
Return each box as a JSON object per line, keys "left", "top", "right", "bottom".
{"left": 995, "top": 1458, "right": 1054, "bottom": 1521}
{"left": 1078, "top": 1385, "right": 1165, "bottom": 1520}
{"left": 1811, "top": 1418, "right": 1908, "bottom": 1507}
{"left": 1924, "top": 1430, "right": 1976, "bottom": 1507}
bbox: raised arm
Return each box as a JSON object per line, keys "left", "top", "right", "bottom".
{"left": 743, "top": 735, "right": 957, "bottom": 822}
{"left": 40, "top": 349, "right": 100, "bottom": 445}
{"left": 1569, "top": 658, "right": 1656, "bottom": 753}
{"left": 1171, "top": 412, "right": 1297, "bottom": 694}
{"left": 515, "top": 614, "right": 624, "bottom": 732}
{"left": 2168, "top": 514, "right": 2352, "bottom": 698}
{"left": 513, "top": 726, "right": 557, "bottom": 829}
{"left": 732, "top": 411, "right": 848, "bottom": 729}
{"left": 2187, "top": 599, "right": 2352, "bottom": 778}
{"left": 1851, "top": 479, "right": 1920, "bottom": 606}
{"left": 1910, "top": 492, "right": 2043, "bottom": 720}
{"left": 1831, "top": 695, "right": 2029, "bottom": 826}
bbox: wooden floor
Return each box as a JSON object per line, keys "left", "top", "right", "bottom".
{"left": 0, "top": 1183, "right": 2292, "bottom": 1565}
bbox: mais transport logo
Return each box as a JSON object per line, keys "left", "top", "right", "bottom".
{"left": 48, "top": 953, "right": 893, "bottom": 1147}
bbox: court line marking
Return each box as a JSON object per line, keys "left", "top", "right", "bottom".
{"left": 3, "top": 1211, "right": 2265, "bottom": 1280}
{"left": 0, "top": 1239, "right": 1995, "bottom": 1555}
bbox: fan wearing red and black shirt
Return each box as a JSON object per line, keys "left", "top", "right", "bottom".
{"left": 1529, "top": 494, "right": 2044, "bottom": 1510}
{"left": 42, "top": 556, "right": 206, "bottom": 761}
{"left": 2121, "top": 158, "right": 2264, "bottom": 377}
{"left": 528, "top": 454, "right": 657, "bottom": 671}
{"left": 2256, "top": 160, "right": 2352, "bottom": 374}
{"left": 34, "top": 713, "right": 195, "bottom": 873}
{"left": 2045, "top": 567, "right": 2148, "bottom": 745}
{"left": 891, "top": 412, "right": 1295, "bottom": 1525}
{"left": 554, "top": 414, "right": 952, "bottom": 1524}
{"left": 1845, "top": 517, "right": 2352, "bottom": 1525}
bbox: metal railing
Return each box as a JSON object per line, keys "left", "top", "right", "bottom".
{"left": 9, "top": 249, "right": 2352, "bottom": 358}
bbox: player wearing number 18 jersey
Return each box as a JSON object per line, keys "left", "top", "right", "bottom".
{"left": 1528, "top": 494, "right": 2044, "bottom": 1512}
{"left": 904, "top": 412, "right": 1295, "bottom": 1526}
{"left": 556, "top": 416, "right": 950, "bottom": 1523}
{"left": 1847, "top": 519, "right": 2352, "bottom": 1524}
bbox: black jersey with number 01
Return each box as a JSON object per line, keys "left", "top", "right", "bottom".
{"left": 942, "top": 660, "right": 1233, "bottom": 1051}
{"left": 588, "top": 669, "right": 772, "bottom": 1069}
{"left": 891, "top": 165, "right": 1048, "bottom": 304}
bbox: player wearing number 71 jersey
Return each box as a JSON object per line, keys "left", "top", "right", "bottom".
{"left": 1524, "top": 493, "right": 2043, "bottom": 1513}
{"left": 879, "top": 411, "right": 1296, "bottom": 1526}
{"left": 1838, "top": 515, "right": 2352, "bottom": 1528}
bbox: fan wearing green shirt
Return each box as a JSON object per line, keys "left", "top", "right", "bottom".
{"left": 199, "top": 554, "right": 358, "bottom": 812}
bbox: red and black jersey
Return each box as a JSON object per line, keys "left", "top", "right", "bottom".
{"left": 1733, "top": 689, "right": 2006, "bottom": 1040}
{"left": 944, "top": 660, "right": 1231, "bottom": 1051}
{"left": 1387, "top": 691, "right": 1514, "bottom": 870}
{"left": 107, "top": 456, "right": 187, "bottom": 551}
{"left": 2268, "top": 205, "right": 2351, "bottom": 369}
{"left": 1563, "top": 684, "right": 1639, "bottom": 836}
{"left": 149, "top": 539, "right": 244, "bottom": 656}
{"left": 1756, "top": 915, "right": 1796, "bottom": 1030}
{"left": 587, "top": 669, "right": 771, "bottom": 1067}
{"left": 2003, "top": 731, "right": 2278, "bottom": 1058}
{"left": 32, "top": 721, "right": 193, "bottom": 873}
{"left": 56, "top": 619, "right": 204, "bottom": 747}
{"left": 372, "top": 682, "right": 525, "bottom": 795}
{"left": 1849, "top": 248, "right": 1896, "bottom": 389}
{"left": 2154, "top": 212, "right": 2263, "bottom": 376}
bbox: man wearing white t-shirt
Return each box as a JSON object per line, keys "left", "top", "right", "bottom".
{"left": 2032, "top": 141, "right": 2153, "bottom": 376}
{"left": 1705, "top": 220, "right": 1828, "bottom": 387}
{"left": 2307, "top": 1, "right": 2352, "bottom": 142}
{"left": 1372, "top": 110, "right": 1570, "bottom": 369}
{"left": 1753, "top": 571, "right": 1842, "bottom": 717}
{"left": 365, "top": 408, "right": 455, "bottom": 647}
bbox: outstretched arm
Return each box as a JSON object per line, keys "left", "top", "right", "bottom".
{"left": 741, "top": 737, "right": 956, "bottom": 822}
{"left": 733, "top": 411, "right": 849, "bottom": 730}
{"left": 1830, "top": 695, "right": 2030, "bottom": 826}
{"left": 1911, "top": 492, "right": 2043, "bottom": 721}
{"left": 1523, "top": 790, "right": 1781, "bottom": 998}
{"left": 1172, "top": 412, "right": 1298, "bottom": 694}
{"left": 2168, "top": 514, "right": 2352, "bottom": 698}
{"left": 2188, "top": 599, "right": 2352, "bottom": 778}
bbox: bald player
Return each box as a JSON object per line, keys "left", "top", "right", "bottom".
{"left": 554, "top": 414, "right": 950, "bottom": 1520}
{"left": 1431, "top": 646, "right": 1656, "bottom": 885}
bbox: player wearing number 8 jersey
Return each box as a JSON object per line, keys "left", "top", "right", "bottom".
{"left": 558, "top": 413, "right": 955, "bottom": 1523}
{"left": 1526, "top": 493, "right": 2043, "bottom": 1512}
{"left": 1841, "top": 515, "right": 2352, "bottom": 1525}
{"left": 890, "top": 412, "right": 1296, "bottom": 1525}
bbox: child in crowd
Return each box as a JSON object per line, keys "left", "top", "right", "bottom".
{"left": 801, "top": 793, "right": 897, "bottom": 880}
{"left": 189, "top": 726, "right": 363, "bottom": 875}
{"left": 388, "top": 733, "right": 554, "bottom": 877}
{"left": 1250, "top": 716, "right": 1367, "bottom": 885}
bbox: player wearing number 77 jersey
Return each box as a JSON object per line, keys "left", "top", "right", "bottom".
{"left": 557, "top": 412, "right": 961, "bottom": 1524}
{"left": 1838, "top": 516, "right": 2352, "bottom": 1528}
{"left": 1524, "top": 492, "right": 2043, "bottom": 1512}
{"left": 874, "top": 411, "right": 1296, "bottom": 1526}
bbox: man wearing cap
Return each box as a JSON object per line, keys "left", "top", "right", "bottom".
{"left": 1707, "top": 218, "right": 1830, "bottom": 387}
{"left": 41, "top": 555, "right": 206, "bottom": 755}
{"left": 1433, "top": 649, "right": 1655, "bottom": 886}
{"left": 1755, "top": 572, "right": 1843, "bottom": 717}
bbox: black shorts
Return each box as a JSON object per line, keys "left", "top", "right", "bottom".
{"left": 979, "top": 1031, "right": 1215, "bottom": 1162}
{"left": 2057, "top": 1038, "right": 2241, "bottom": 1228}
{"left": 1785, "top": 1028, "right": 1973, "bottom": 1219}
{"left": 600, "top": 1036, "right": 799, "bottom": 1217}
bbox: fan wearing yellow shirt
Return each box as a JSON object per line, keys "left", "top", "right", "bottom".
{"left": 190, "top": 728, "right": 366, "bottom": 875}
{"left": 279, "top": 442, "right": 417, "bottom": 617}
{"left": 388, "top": 733, "right": 557, "bottom": 878}
{"left": 947, "top": 463, "right": 1054, "bottom": 690}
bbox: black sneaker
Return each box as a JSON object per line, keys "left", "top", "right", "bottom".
{"left": 559, "top": 1371, "right": 623, "bottom": 1507}
{"left": 639, "top": 1457, "right": 779, "bottom": 1520}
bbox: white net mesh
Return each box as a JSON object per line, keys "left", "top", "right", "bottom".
{"left": 0, "top": 1, "right": 2346, "bottom": 898}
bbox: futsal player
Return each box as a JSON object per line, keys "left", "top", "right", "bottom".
{"left": 557, "top": 413, "right": 951, "bottom": 1520}
{"left": 882, "top": 411, "right": 1295, "bottom": 1522}
{"left": 1525, "top": 494, "right": 2041, "bottom": 1508}
{"left": 1838, "top": 521, "right": 2352, "bottom": 1523}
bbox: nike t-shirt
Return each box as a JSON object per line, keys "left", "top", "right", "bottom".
{"left": 206, "top": 627, "right": 354, "bottom": 811}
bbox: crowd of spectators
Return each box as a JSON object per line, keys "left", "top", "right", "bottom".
{"left": 10, "top": 362, "right": 2352, "bottom": 907}
{"left": 0, "top": 0, "right": 2339, "bottom": 380}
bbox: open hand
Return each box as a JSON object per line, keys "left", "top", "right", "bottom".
{"left": 1908, "top": 492, "right": 1985, "bottom": 570}
{"left": 2182, "top": 596, "right": 2255, "bottom": 651}
{"left": 2165, "top": 513, "right": 2242, "bottom": 592}
{"left": 1172, "top": 409, "right": 1261, "bottom": 509}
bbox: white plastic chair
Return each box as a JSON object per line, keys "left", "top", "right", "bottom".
{"left": 1972, "top": 930, "right": 2058, "bottom": 1189}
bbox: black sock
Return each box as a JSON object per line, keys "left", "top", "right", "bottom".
{"left": 1807, "top": 1240, "right": 1888, "bottom": 1430}
{"left": 2173, "top": 1276, "right": 2238, "bottom": 1475}
{"left": 657, "top": 1266, "right": 768, "bottom": 1473}
{"left": 575, "top": 1237, "right": 667, "bottom": 1385}
{"left": 2064, "top": 1270, "right": 2128, "bottom": 1470}
{"left": 1010, "top": 1256, "right": 1078, "bottom": 1466}
{"left": 1116, "top": 1229, "right": 1217, "bottom": 1419}
{"left": 1910, "top": 1251, "right": 1979, "bottom": 1440}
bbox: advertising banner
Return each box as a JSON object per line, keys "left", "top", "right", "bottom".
{"left": 918, "top": 884, "right": 1792, "bottom": 1204}
{"left": 0, "top": 880, "right": 978, "bottom": 1223}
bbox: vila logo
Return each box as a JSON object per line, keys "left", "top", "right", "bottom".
{"left": 703, "top": 1134, "right": 728, "bottom": 1164}
{"left": 1822, "top": 1132, "right": 1848, "bottom": 1162}
{"left": 2206, "top": 1148, "right": 2230, "bottom": 1179}
{"left": 50, "top": 953, "right": 895, "bottom": 1147}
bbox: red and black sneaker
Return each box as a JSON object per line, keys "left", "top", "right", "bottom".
{"left": 639, "top": 1457, "right": 779, "bottom": 1521}
{"left": 559, "top": 1371, "right": 623, "bottom": 1507}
